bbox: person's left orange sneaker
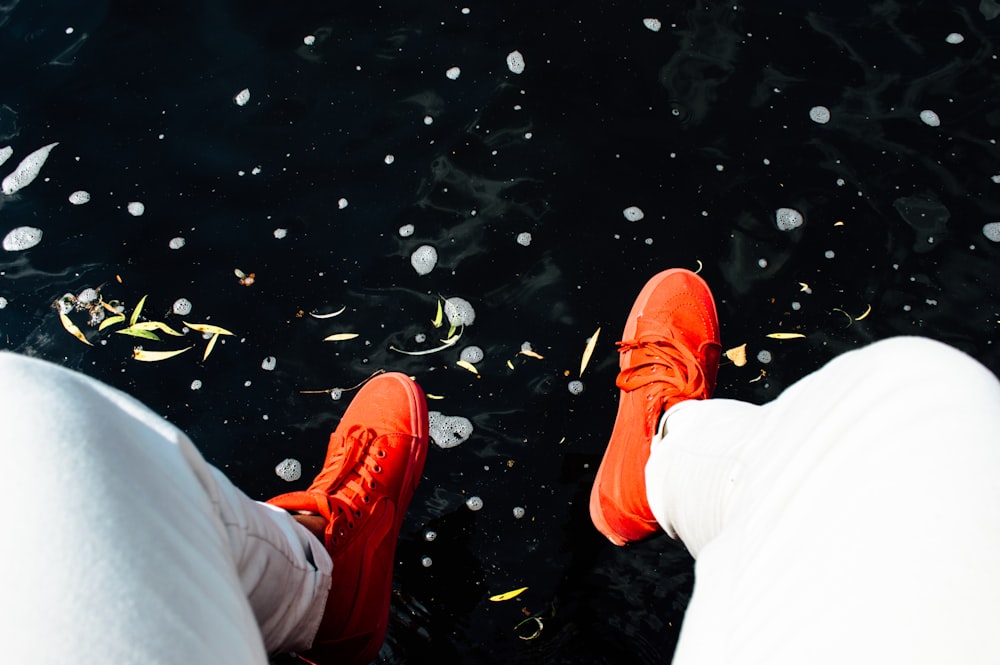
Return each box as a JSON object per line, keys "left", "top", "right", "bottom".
{"left": 590, "top": 268, "right": 721, "bottom": 546}
{"left": 267, "top": 372, "right": 429, "bottom": 665}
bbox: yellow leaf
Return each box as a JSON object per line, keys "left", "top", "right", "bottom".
{"left": 98, "top": 314, "right": 125, "bottom": 331}
{"left": 309, "top": 306, "right": 346, "bottom": 319}
{"left": 490, "top": 586, "right": 528, "bottom": 602}
{"left": 766, "top": 332, "right": 806, "bottom": 340}
{"left": 456, "top": 360, "right": 479, "bottom": 375}
{"left": 725, "top": 343, "right": 747, "bottom": 367}
{"left": 855, "top": 304, "right": 872, "bottom": 321}
{"left": 184, "top": 322, "right": 235, "bottom": 336}
{"left": 694, "top": 258, "right": 703, "bottom": 274}
{"left": 798, "top": 282, "right": 810, "bottom": 292}
{"left": 323, "top": 333, "right": 360, "bottom": 342}
{"left": 133, "top": 346, "right": 193, "bottom": 362}
{"left": 580, "top": 326, "right": 601, "bottom": 377}
{"left": 432, "top": 299, "right": 444, "bottom": 328}
{"left": 59, "top": 311, "right": 93, "bottom": 346}
{"left": 203, "top": 332, "right": 220, "bottom": 360}
{"left": 506, "top": 359, "right": 515, "bottom": 370}
{"left": 133, "top": 321, "right": 184, "bottom": 336}
{"left": 518, "top": 349, "right": 544, "bottom": 360}
{"left": 426, "top": 393, "right": 445, "bottom": 400}
{"left": 234, "top": 268, "right": 246, "bottom": 279}
{"left": 116, "top": 326, "right": 161, "bottom": 341}
{"left": 130, "top": 294, "right": 148, "bottom": 326}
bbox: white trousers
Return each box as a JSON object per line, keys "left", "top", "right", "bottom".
{"left": 0, "top": 352, "right": 331, "bottom": 665}
{"left": 647, "top": 336, "right": 1000, "bottom": 664}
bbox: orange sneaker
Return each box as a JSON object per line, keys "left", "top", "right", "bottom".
{"left": 589, "top": 268, "right": 721, "bottom": 545}
{"left": 267, "top": 372, "right": 429, "bottom": 665}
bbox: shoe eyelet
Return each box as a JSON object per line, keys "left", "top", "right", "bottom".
{"left": 376, "top": 449, "right": 387, "bottom": 458}
{"left": 348, "top": 522, "right": 354, "bottom": 529}
{"left": 373, "top": 464, "right": 382, "bottom": 473}
{"left": 369, "top": 481, "right": 377, "bottom": 489}
{"left": 354, "top": 510, "right": 362, "bottom": 518}
{"left": 363, "top": 496, "right": 371, "bottom": 504}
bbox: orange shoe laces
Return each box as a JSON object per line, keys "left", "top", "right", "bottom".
{"left": 308, "top": 424, "right": 386, "bottom": 544}
{"left": 615, "top": 332, "right": 710, "bottom": 399}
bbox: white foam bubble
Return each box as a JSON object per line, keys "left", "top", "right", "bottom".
{"left": 2, "top": 142, "right": 58, "bottom": 195}
{"left": 568, "top": 380, "right": 584, "bottom": 395}
{"left": 275, "top": 458, "right": 302, "bottom": 482}
{"left": 410, "top": 244, "right": 438, "bottom": 275}
{"left": 809, "top": 105, "right": 831, "bottom": 124}
{"left": 78, "top": 288, "right": 98, "bottom": 304}
{"left": 460, "top": 345, "right": 484, "bottom": 363}
{"left": 303, "top": 35, "right": 316, "bottom": 46}
{"left": 757, "top": 350, "right": 772, "bottom": 364}
{"left": 399, "top": 224, "right": 414, "bottom": 237}
{"left": 0, "top": 297, "right": 7, "bottom": 309}
{"left": 337, "top": 197, "right": 348, "bottom": 209}
{"left": 234, "top": 88, "right": 250, "bottom": 106}
{"left": 2, "top": 226, "right": 42, "bottom": 251}
{"left": 516, "top": 231, "right": 532, "bottom": 246}
{"left": 421, "top": 556, "right": 433, "bottom": 567}
{"left": 513, "top": 506, "right": 526, "bottom": 519}
{"left": 261, "top": 356, "right": 277, "bottom": 371}
{"left": 127, "top": 201, "right": 145, "bottom": 216}
{"left": 423, "top": 115, "right": 433, "bottom": 125}
{"left": 68, "top": 190, "right": 90, "bottom": 205}
{"left": 424, "top": 530, "right": 437, "bottom": 541}
{"left": 643, "top": 18, "right": 662, "bottom": 32}
{"left": 428, "top": 410, "right": 474, "bottom": 448}
{"left": 190, "top": 380, "right": 202, "bottom": 390}
{"left": 775, "top": 207, "right": 803, "bottom": 231}
{"left": 444, "top": 296, "right": 475, "bottom": 326}
{"left": 172, "top": 298, "right": 193, "bottom": 315}
{"left": 919, "top": 109, "right": 941, "bottom": 127}
{"left": 506, "top": 50, "right": 525, "bottom": 74}
{"left": 465, "top": 495, "right": 484, "bottom": 511}
{"left": 384, "top": 154, "right": 395, "bottom": 165}
{"left": 0, "top": 146, "right": 11, "bottom": 168}
{"left": 446, "top": 66, "right": 461, "bottom": 80}
{"left": 945, "top": 32, "right": 965, "bottom": 44}
{"left": 623, "top": 206, "right": 645, "bottom": 222}
{"left": 273, "top": 228, "right": 288, "bottom": 239}
{"left": 169, "top": 237, "right": 185, "bottom": 249}
{"left": 983, "top": 222, "right": 1000, "bottom": 242}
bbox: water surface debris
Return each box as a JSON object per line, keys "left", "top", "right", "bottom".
{"left": 2, "top": 142, "right": 58, "bottom": 195}
{"left": 580, "top": 327, "right": 601, "bottom": 376}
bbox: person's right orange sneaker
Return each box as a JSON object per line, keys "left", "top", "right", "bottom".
{"left": 589, "top": 268, "right": 721, "bottom": 545}
{"left": 267, "top": 372, "right": 428, "bottom": 665}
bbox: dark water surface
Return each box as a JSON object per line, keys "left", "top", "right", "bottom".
{"left": 3, "top": 1, "right": 999, "bottom": 662}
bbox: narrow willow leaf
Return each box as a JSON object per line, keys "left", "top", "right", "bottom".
{"left": 323, "top": 333, "right": 360, "bottom": 342}
{"left": 132, "top": 321, "right": 184, "bottom": 336}
{"left": 98, "top": 314, "right": 125, "bottom": 331}
{"left": 59, "top": 311, "right": 93, "bottom": 346}
{"left": 447, "top": 324, "right": 457, "bottom": 338}
{"left": 518, "top": 349, "right": 544, "bottom": 360}
{"left": 130, "top": 294, "right": 148, "bottom": 326}
{"left": 515, "top": 616, "right": 543, "bottom": 641}
{"left": 855, "top": 304, "right": 872, "bottom": 321}
{"left": 766, "top": 332, "right": 806, "bottom": 339}
{"left": 133, "top": 346, "right": 193, "bottom": 362}
{"left": 309, "top": 306, "right": 346, "bottom": 319}
{"left": 115, "top": 326, "right": 161, "bottom": 341}
{"left": 724, "top": 343, "right": 747, "bottom": 367}
{"left": 456, "top": 360, "right": 479, "bottom": 375}
{"left": 184, "top": 321, "right": 235, "bottom": 336}
{"left": 579, "top": 326, "right": 601, "bottom": 376}
{"left": 426, "top": 393, "right": 445, "bottom": 400}
{"left": 432, "top": 299, "right": 444, "bottom": 328}
{"left": 693, "top": 259, "right": 703, "bottom": 274}
{"left": 234, "top": 268, "right": 247, "bottom": 279}
{"left": 390, "top": 327, "right": 463, "bottom": 356}
{"left": 203, "top": 332, "right": 220, "bottom": 360}
{"left": 506, "top": 359, "right": 515, "bottom": 370}
{"left": 489, "top": 586, "right": 528, "bottom": 602}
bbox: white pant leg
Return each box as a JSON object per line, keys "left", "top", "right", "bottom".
{"left": 0, "top": 352, "right": 332, "bottom": 664}
{"left": 645, "top": 336, "right": 1000, "bottom": 665}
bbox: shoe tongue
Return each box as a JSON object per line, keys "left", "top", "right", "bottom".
{"left": 312, "top": 424, "right": 373, "bottom": 491}
{"left": 615, "top": 335, "right": 704, "bottom": 395}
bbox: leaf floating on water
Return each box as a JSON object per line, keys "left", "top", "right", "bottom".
{"left": 580, "top": 327, "right": 601, "bottom": 376}
{"left": 693, "top": 259, "right": 704, "bottom": 274}
{"left": 724, "top": 343, "right": 747, "bottom": 367}
{"left": 130, "top": 294, "right": 148, "bottom": 326}
{"left": 518, "top": 349, "right": 544, "bottom": 360}
{"left": 426, "top": 393, "right": 445, "bottom": 400}
{"left": 98, "top": 314, "right": 125, "bottom": 331}
{"left": 203, "top": 332, "right": 220, "bottom": 360}
{"left": 323, "top": 332, "right": 360, "bottom": 342}
{"left": 390, "top": 327, "right": 463, "bottom": 355}
{"left": 798, "top": 282, "right": 810, "bottom": 293}
{"left": 432, "top": 299, "right": 444, "bottom": 328}
{"left": 832, "top": 308, "right": 853, "bottom": 326}
{"left": 132, "top": 320, "right": 184, "bottom": 336}
{"left": 515, "top": 616, "right": 543, "bottom": 641}
{"left": 59, "top": 311, "right": 93, "bottom": 346}
{"left": 749, "top": 369, "right": 767, "bottom": 383}
{"left": 184, "top": 322, "right": 235, "bottom": 336}
{"left": 115, "top": 326, "right": 161, "bottom": 341}
{"left": 766, "top": 332, "right": 806, "bottom": 340}
{"left": 133, "top": 346, "right": 193, "bottom": 362}
{"left": 309, "top": 306, "right": 346, "bottom": 319}
{"left": 490, "top": 586, "right": 529, "bottom": 602}
{"left": 506, "top": 359, "right": 515, "bottom": 370}
{"left": 855, "top": 304, "right": 872, "bottom": 321}
{"left": 456, "top": 359, "right": 479, "bottom": 375}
